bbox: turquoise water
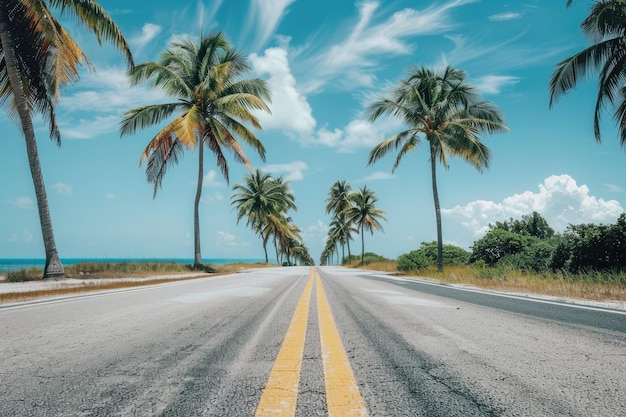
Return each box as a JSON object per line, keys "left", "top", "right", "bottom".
{"left": 0, "top": 258, "right": 267, "bottom": 272}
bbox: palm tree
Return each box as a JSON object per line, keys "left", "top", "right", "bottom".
{"left": 231, "top": 170, "right": 295, "bottom": 262}
{"left": 325, "top": 180, "right": 354, "bottom": 260}
{"left": 366, "top": 65, "right": 507, "bottom": 271}
{"left": 121, "top": 32, "right": 271, "bottom": 269}
{"left": 550, "top": 0, "right": 626, "bottom": 147}
{"left": 344, "top": 186, "right": 386, "bottom": 265}
{"left": 0, "top": 0, "right": 133, "bottom": 278}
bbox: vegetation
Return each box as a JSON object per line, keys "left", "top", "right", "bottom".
{"left": 231, "top": 170, "right": 313, "bottom": 266}
{"left": 366, "top": 65, "right": 507, "bottom": 272}
{"left": 321, "top": 184, "right": 386, "bottom": 266}
{"left": 397, "top": 242, "right": 470, "bottom": 271}
{"left": 550, "top": 0, "right": 626, "bottom": 147}
{"left": 0, "top": 0, "right": 133, "bottom": 278}
{"left": 120, "top": 32, "right": 271, "bottom": 270}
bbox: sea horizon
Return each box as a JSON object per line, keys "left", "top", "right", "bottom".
{"left": 0, "top": 257, "right": 269, "bottom": 272}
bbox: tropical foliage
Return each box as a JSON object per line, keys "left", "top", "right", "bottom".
{"left": 550, "top": 0, "right": 626, "bottom": 147}
{"left": 120, "top": 32, "right": 271, "bottom": 268}
{"left": 231, "top": 169, "right": 312, "bottom": 265}
{"left": 397, "top": 242, "right": 471, "bottom": 271}
{"left": 366, "top": 65, "right": 507, "bottom": 272}
{"left": 0, "top": 0, "right": 133, "bottom": 278}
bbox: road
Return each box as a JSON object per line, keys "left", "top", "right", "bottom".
{"left": 0, "top": 266, "right": 624, "bottom": 416}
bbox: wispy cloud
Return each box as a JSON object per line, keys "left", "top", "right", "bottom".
{"left": 7, "top": 197, "right": 34, "bottom": 209}
{"left": 247, "top": 0, "right": 295, "bottom": 50}
{"left": 605, "top": 183, "right": 625, "bottom": 193}
{"left": 7, "top": 230, "right": 34, "bottom": 243}
{"left": 131, "top": 23, "right": 162, "bottom": 53}
{"left": 304, "top": 0, "right": 476, "bottom": 92}
{"left": 474, "top": 75, "right": 520, "bottom": 95}
{"left": 203, "top": 170, "right": 226, "bottom": 188}
{"left": 489, "top": 12, "right": 522, "bottom": 22}
{"left": 357, "top": 171, "right": 396, "bottom": 182}
{"left": 262, "top": 161, "right": 308, "bottom": 182}
{"left": 52, "top": 182, "right": 72, "bottom": 197}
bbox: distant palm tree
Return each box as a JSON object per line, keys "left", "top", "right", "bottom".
{"left": 121, "top": 32, "right": 271, "bottom": 269}
{"left": 325, "top": 180, "right": 354, "bottom": 260}
{"left": 550, "top": 0, "right": 626, "bottom": 147}
{"left": 367, "top": 65, "right": 507, "bottom": 271}
{"left": 0, "top": 0, "right": 133, "bottom": 278}
{"left": 345, "top": 186, "right": 386, "bottom": 265}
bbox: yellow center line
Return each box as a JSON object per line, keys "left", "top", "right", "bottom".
{"left": 254, "top": 270, "right": 315, "bottom": 416}
{"left": 316, "top": 270, "right": 368, "bottom": 416}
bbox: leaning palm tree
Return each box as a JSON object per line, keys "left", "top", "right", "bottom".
{"left": 550, "top": 0, "right": 626, "bottom": 147}
{"left": 121, "top": 32, "right": 271, "bottom": 269}
{"left": 344, "top": 186, "right": 386, "bottom": 265}
{"left": 367, "top": 65, "right": 507, "bottom": 271}
{"left": 0, "top": 0, "right": 133, "bottom": 278}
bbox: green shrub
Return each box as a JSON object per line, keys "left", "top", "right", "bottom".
{"left": 397, "top": 250, "right": 430, "bottom": 271}
{"left": 397, "top": 242, "right": 470, "bottom": 271}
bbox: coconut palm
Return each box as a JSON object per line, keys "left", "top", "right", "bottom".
{"left": 550, "top": 0, "right": 626, "bottom": 147}
{"left": 325, "top": 180, "right": 354, "bottom": 260}
{"left": 121, "top": 32, "right": 270, "bottom": 269}
{"left": 231, "top": 170, "right": 295, "bottom": 262}
{"left": 344, "top": 186, "right": 386, "bottom": 265}
{"left": 0, "top": 0, "right": 133, "bottom": 278}
{"left": 366, "top": 65, "right": 507, "bottom": 271}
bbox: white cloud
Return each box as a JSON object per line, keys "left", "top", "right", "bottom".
{"left": 248, "top": 0, "right": 295, "bottom": 49}
{"left": 262, "top": 161, "right": 308, "bottom": 182}
{"left": 443, "top": 175, "right": 625, "bottom": 238}
{"left": 216, "top": 231, "right": 238, "bottom": 247}
{"left": 474, "top": 75, "right": 520, "bottom": 95}
{"left": 8, "top": 197, "right": 34, "bottom": 209}
{"left": 7, "top": 230, "right": 34, "bottom": 243}
{"left": 301, "top": 220, "right": 329, "bottom": 245}
{"left": 105, "top": 193, "right": 116, "bottom": 200}
{"left": 131, "top": 23, "right": 162, "bottom": 52}
{"left": 203, "top": 170, "right": 226, "bottom": 188}
{"left": 605, "top": 183, "right": 625, "bottom": 193}
{"left": 489, "top": 12, "right": 522, "bottom": 21}
{"left": 305, "top": 0, "right": 476, "bottom": 91}
{"left": 250, "top": 47, "right": 316, "bottom": 136}
{"left": 203, "top": 191, "right": 224, "bottom": 204}
{"left": 358, "top": 171, "right": 396, "bottom": 182}
{"left": 53, "top": 182, "right": 72, "bottom": 197}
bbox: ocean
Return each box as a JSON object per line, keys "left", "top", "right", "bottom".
{"left": 0, "top": 258, "right": 267, "bottom": 272}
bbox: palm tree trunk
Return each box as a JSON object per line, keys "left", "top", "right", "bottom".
{"left": 346, "top": 234, "right": 351, "bottom": 260}
{"left": 0, "top": 9, "right": 64, "bottom": 279}
{"left": 430, "top": 142, "right": 444, "bottom": 272}
{"left": 262, "top": 240, "right": 268, "bottom": 263}
{"left": 193, "top": 140, "right": 204, "bottom": 268}
{"left": 361, "top": 224, "right": 365, "bottom": 265}
{"left": 341, "top": 243, "right": 345, "bottom": 264}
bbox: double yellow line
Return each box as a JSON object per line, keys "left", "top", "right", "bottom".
{"left": 254, "top": 268, "right": 368, "bottom": 416}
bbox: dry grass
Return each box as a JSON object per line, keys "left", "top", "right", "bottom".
{"left": 355, "top": 262, "right": 626, "bottom": 302}
{"left": 0, "top": 262, "right": 277, "bottom": 304}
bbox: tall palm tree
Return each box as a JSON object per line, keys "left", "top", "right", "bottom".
{"left": 121, "top": 32, "right": 271, "bottom": 269}
{"left": 550, "top": 0, "right": 626, "bottom": 147}
{"left": 344, "top": 186, "right": 386, "bottom": 265}
{"left": 367, "top": 65, "right": 507, "bottom": 271}
{"left": 0, "top": 0, "right": 133, "bottom": 278}
{"left": 325, "top": 180, "right": 353, "bottom": 260}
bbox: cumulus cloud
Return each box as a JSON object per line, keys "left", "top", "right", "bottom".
{"left": 216, "top": 231, "right": 239, "bottom": 247}
{"left": 52, "top": 182, "right": 72, "bottom": 197}
{"left": 301, "top": 220, "right": 329, "bottom": 245}
{"left": 262, "top": 161, "right": 308, "bottom": 182}
{"left": 8, "top": 197, "right": 34, "bottom": 209}
{"left": 203, "top": 170, "right": 226, "bottom": 188}
{"left": 250, "top": 47, "right": 316, "bottom": 136}
{"left": 443, "top": 175, "right": 625, "bottom": 238}
{"left": 474, "top": 75, "right": 520, "bottom": 95}
{"left": 489, "top": 12, "right": 522, "bottom": 21}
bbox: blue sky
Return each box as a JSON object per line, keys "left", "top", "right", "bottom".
{"left": 1, "top": 0, "right": 625, "bottom": 262}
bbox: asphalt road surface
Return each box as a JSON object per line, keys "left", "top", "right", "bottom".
{"left": 1, "top": 266, "right": 624, "bottom": 416}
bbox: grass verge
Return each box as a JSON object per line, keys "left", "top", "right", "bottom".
{"left": 350, "top": 261, "right": 626, "bottom": 302}
{"left": 0, "top": 262, "right": 275, "bottom": 304}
